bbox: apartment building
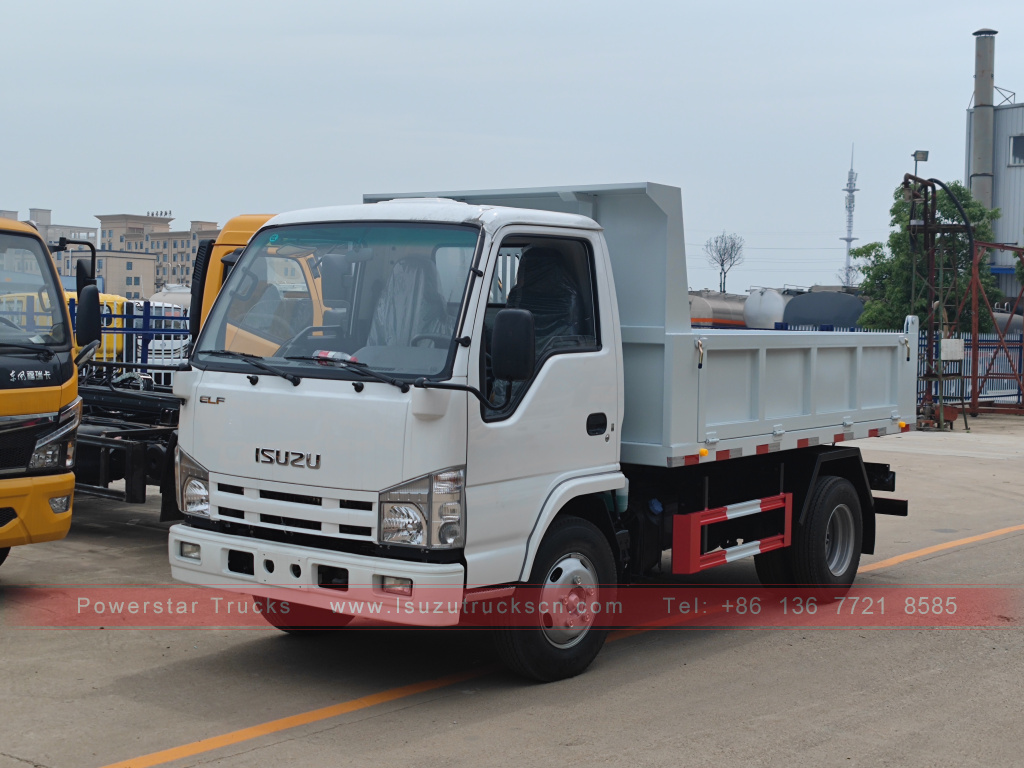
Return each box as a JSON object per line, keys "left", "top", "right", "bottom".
{"left": 3, "top": 208, "right": 219, "bottom": 298}
{"left": 96, "top": 213, "right": 220, "bottom": 295}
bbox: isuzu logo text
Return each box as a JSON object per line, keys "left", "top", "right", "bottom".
{"left": 255, "top": 448, "right": 322, "bottom": 470}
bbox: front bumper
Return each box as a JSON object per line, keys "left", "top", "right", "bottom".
{"left": 168, "top": 524, "right": 466, "bottom": 626}
{"left": 0, "top": 473, "right": 74, "bottom": 548}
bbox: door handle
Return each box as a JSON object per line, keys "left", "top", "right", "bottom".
{"left": 586, "top": 412, "right": 608, "bottom": 436}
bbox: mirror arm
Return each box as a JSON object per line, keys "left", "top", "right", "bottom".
{"left": 74, "top": 340, "right": 101, "bottom": 367}
{"left": 412, "top": 379, "right": 512, "bottom": 410}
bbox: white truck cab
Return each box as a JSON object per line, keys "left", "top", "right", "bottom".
{"left": 170, "top": 184, "right": 916, "bottom": 680}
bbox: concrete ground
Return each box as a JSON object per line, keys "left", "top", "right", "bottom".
{"left": 0, "top": 416, "right": 1022, "bottom": 768}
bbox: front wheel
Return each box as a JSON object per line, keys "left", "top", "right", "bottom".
{"left": 495, "top": 517, "right": 617, "bottom": 682}
{"left": 791, "top": 476, "right": 862, "bottom": 589}
{"left": 0, "top": 547, "right": 9, "bottom": 568}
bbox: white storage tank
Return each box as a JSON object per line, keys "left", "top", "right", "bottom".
{"left": 744, "top": 287, "right": 789, "bottom": 329}
{"left": 148, "top": 284, "right": 192, "bottom": 311}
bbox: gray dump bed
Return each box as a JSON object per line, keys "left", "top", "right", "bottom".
{"left": 366, "top": 183, "right": 918, "bottom": 467}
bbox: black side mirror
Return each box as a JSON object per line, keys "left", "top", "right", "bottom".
{"left": 76, "top": 258, "right": 96, "bottom": 297}
{"left": 189, "top": 239, "right": 215, "bottom": 340}
{"left": 320, "top": 252, "right": 350, "bottom": 308}
{"left": 321, "top": 249, "right": 372, "bottom": 307}
{"left": 492, "top": 309, "right": 535, "bottom": 382}
{"left": 75, "top": 284, "right": 102, "bottom": 348}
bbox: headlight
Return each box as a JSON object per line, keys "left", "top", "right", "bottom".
{"left": 29, "top": 398, "right": 82, "bottom": 470}
{"left": 175, "top": 447, "right": 210, "bottom": 517}
{"left": 379, "top": 467, "right": 465, "bottom": 549}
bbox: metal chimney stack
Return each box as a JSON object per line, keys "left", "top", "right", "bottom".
{"left": 970, "top": 28, "right": 997, "bottom": 208}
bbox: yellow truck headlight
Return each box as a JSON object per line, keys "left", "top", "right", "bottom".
{"left": 29, "top": 399, "right": 82, "bottom": 470}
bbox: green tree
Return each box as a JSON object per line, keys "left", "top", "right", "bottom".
{"left": 853, "top": 181, "right": 1001, "bottom": 332}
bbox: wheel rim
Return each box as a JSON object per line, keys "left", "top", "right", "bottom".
{"left": 538, "top": 551, "right": 599, "bottom": 649}
{"left": 824, "top": 503, "right": 855, "bottom": 576}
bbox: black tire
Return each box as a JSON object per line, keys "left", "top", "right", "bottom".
{"left": 495, "top": 517, "right": 617, "bottom": 682}
{"left": 0, "top": 547, "right": 9, "bottom": 568}
{"left": 254, "top": 597, "right": 354, "bottom": 634}
{"left": 754, "top": 547, "right": 795, "bottom": 586}
{"left": 791, "top": 476, "right": 862, "bottom": 589}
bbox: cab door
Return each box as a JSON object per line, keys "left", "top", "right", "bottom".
{"left": 463, "top": 228, "right": 620, "bottom": 585}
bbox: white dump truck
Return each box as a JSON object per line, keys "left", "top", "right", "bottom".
{"left": 169, "top": 183, "right": 916, "bottom": 680}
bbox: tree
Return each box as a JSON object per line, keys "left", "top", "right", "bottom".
{"left": 836, "top": 263, "right": 859, "bottom": 289}
{"left": 703, "top": 232, "right": 745, "bottom": 293}
{"left": 853, "top": 181, "right": 1001, "bottom": 332}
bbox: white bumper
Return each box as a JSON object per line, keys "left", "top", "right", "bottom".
{"left": 169, "top": 524, "right": 465, "bottom": 627}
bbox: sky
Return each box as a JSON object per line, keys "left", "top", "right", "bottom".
{"left": 3, "top": 0, "right": 1023, "bottom": 292}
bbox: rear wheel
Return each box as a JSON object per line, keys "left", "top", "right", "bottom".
{"left": 253, "top": 597, "right": 354, "bottom": 634}
{"left": 495, "top": 517, "right": 616, "bottom": 682}
{"left": 791, "top": 476, "right": 862, "bottom": 589}
{"left": 0, "top": 547, "right": 9, "bottom": 568}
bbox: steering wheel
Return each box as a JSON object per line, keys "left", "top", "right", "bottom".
{"left": 0, "top": 316, "right": 21, "bottom": 330}
{"left": 276, "top": 325, "right": 347, "bottom": 359}
{"left": 409, "top": 334, "right": 452, "bottom": 348}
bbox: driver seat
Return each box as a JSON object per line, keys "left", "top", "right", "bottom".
{"left": 366, "top": 257, "right": 452, "bottom": 346}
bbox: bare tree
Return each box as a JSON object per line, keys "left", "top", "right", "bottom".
{"left": 836, "top": 262, "right": 859, "bottom": 289}
{"left": 703, "top": 232, "right": 745, "bottom": 293}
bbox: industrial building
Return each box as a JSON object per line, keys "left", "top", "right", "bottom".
{"left": 965, "top": 28, "right": 1024, "bottom": 296}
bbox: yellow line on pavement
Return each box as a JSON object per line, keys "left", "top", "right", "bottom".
{"left": 100, "top": 668, "right": 489, "bottom": 768}
{"left": 859, "top": 523, "right": 1024, "bottom": 573}
{"left": 101, "top": 523, "right": 1024, "bottom": 767}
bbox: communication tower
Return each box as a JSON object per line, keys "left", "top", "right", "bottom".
{"left": 840, "top": 145, "right": 859, "bottom": 279}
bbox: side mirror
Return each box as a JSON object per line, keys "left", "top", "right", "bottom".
{"left": 492, "top": 309, "right": 535, "bottom": 382}
{"left": 75, "top": 284, "right": 102, "bottom": 348}
{"left": 320, "top": 252, "right": 350, "bottom": 307}
{"left": 189, "top": 239, "right": 215, "bottom": 340}
{"left": 76, "top": 258, "right": 96, "bottom": 297}
{"left": 321, "top": 249, "right": 372, "bottom": 307}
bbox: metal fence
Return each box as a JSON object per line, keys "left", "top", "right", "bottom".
{"left": 69, "top": 298, "right": 191, "bottom": 387}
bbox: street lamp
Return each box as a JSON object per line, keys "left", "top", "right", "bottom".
{"left": 913, "top": 150, "right": 929, "bottom": 177}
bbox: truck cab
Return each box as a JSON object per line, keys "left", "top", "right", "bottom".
{"left": 0, "top": 219, "right": 100, "bottom": 566}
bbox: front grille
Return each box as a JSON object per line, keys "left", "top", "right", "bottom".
{"left": 260, "top": 513, "right": 322, "bottom": 531}
{"left": 0, "top": 507, "right": 17, "bottom": 527}
{"left": 212, "top": 479, "right": 376, "bottom": 543}
{"left": 0, "top": 430, "right": 37, "bottom": 470}
{"left": 260, "top": 489, "right": 321, "bottom": 506}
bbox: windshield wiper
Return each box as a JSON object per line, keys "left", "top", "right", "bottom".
{"left": 202, "top": 349, "right": 300, "bottom": 386}
{"left": 285, "top": 355, "right": 410, "bottom": 392}
{"left": 0, "top": 341, "right": 55, "bottom": 361}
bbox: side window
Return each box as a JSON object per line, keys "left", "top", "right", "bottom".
{"left": 481, "top": 236, "right": 599, "bottom": 416}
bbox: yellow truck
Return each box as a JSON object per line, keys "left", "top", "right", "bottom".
{"left": 0, "top": 218, "right": 100, "bottom": 566}
{"left": 73, "top": 214, "right": 273, "bottom": 519}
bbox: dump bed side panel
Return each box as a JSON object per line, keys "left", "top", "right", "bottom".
{"left": 620, "top": 319, "right": 919, "bottom": 467}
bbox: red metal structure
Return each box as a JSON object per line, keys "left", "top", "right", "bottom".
{"left": 959, "top": 240, "right": 1024, "bottom": 414}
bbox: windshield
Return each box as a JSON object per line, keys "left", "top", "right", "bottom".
{"left": 195, "top": 221, "right": 480, "bottom": 378}
{"left": 0, "top": 231, "right": 68, "bottom": 347}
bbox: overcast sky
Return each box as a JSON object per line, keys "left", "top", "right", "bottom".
{"left": 3, "top": 1, "right": 1022, "bottom": 291}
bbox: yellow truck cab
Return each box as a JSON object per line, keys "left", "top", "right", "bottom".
{"left": 192, "top": 214, "right": 275, "bottom": 333}
{"left": 0, "top": 218, "right": 100, "bottom": 566}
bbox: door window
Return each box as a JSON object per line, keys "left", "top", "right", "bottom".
{"left": 481, "top": 236, "right": 599, "bottom": 418}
